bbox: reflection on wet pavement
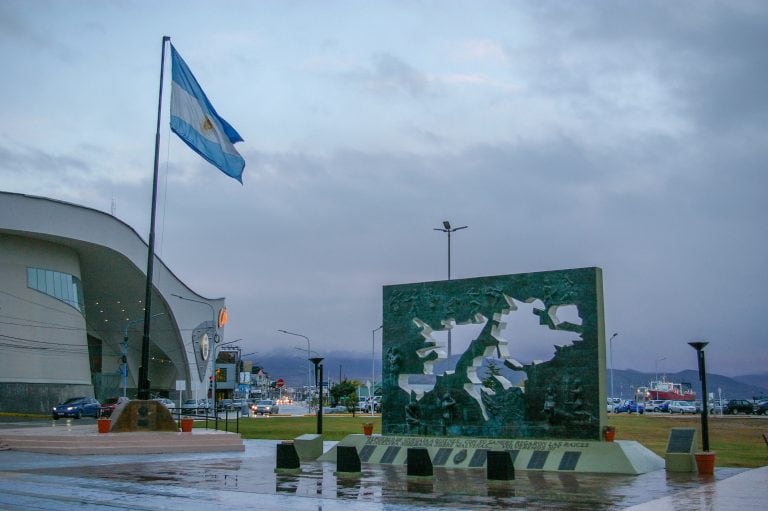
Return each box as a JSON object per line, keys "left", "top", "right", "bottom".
{"left": 23, "top": 443, "right": 744, "bottom": 511}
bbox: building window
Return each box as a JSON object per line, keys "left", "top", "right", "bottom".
{"left": 26, "top": 267, "right": 85, "bottom": 314}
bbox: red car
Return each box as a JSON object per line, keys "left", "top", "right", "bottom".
{"left": 99, "top": 397, "right": 130, "bottom": 417}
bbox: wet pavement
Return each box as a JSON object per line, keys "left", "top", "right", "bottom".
{"left": 3, "top": 410, "right": 766, "bottom": 509}
{"left": 1, "top": 435, "right": 764, "bottom": 510}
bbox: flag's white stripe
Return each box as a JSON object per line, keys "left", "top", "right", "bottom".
{"left": 170, "top": 81, "right": 240, "bottom": 157}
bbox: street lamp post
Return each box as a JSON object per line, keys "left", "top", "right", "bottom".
{"left": 310, "top": 357, "right": 324, "bottom": 434}
{"left": 608, "top": 332, "right": 619, "bottom": 398}
{"left": 279, "top": 329, "right": 312, "bottom": 413}
{"left": 372, "top": 325, "right": 382, "bottom": 417}
{"left": 433, "top": 220, "right": 468, "bottom": 357}
{"left": 689, "top": 341, "right": 711, "bottom": 452}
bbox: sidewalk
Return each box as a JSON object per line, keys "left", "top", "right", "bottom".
{"left": 0, "top": 426, "right": 765, "bottom": 510}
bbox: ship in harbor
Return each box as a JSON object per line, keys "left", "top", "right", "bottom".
{"left": 637, "top": 379, "right": 696, "bottom": 401}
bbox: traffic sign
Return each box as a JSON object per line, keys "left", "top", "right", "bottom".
{"left": 276, "top": 378, "right": 285, "bottom": 388}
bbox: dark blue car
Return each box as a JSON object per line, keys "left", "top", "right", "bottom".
{"left": 614, "top": 399, "right": 645, "bottom": 414}
{"left": 52, "top": 396, "right": 101, "bottom": 419}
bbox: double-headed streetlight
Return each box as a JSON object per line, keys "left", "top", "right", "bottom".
{"left": 608, "top": 332, "right": 619, "bottom": 397}
{"left": 433, "top": 220, "right": 468, "bottom": 357}
{"left": 279, "top": 329, "right": 311, "bottom": 413}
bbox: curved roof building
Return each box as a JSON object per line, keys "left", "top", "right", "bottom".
{"left": 0, "top": 191, "right": 225, "bottom": 414}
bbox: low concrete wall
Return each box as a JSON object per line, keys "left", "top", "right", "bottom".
{"left": 0, "top": 382, "right": 94, "bottom": 415}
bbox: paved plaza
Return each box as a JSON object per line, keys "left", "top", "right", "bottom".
{"left": 0, "top": 420, "right": 765, "bottom": 510}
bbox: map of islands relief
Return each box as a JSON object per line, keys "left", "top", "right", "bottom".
{"left": 382, "top": 267, "right": 606, "bottom": 440}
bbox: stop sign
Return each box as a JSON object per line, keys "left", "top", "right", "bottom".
{"left": 276, "top": 378, "right": 285, "bottom": 388}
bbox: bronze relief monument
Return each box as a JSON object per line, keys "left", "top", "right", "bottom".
{"left": 382, "top": 267, "right": 606, "bottom": 441}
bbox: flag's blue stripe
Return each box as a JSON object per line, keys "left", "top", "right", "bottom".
{"left": 169, "top": 44, "right": 245, "bottom": 183}
{"left": 170, "top": 46, "right": 243, "bottom": 144}
{"left": 171, "top": 115, "right": 245, "bottom": 182}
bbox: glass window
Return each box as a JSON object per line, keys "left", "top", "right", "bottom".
{"left": 53, "top": 271, "right": 62, "bottom": 299}
{"left": 27, "top": 267, "right": 36, "bottom": 288}
{"left": 26, "top": 267, "right": 84, "bottom": 315}
{"left": 37, "top": 269, "right": 46, "bottom": 291}
{"left": 45, "top": 271, "right": 54, "bottom": 295}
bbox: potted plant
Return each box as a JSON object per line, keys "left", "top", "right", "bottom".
{"left": 694, "top": 451, "right": 716, "bottom": 475}
{"left": 180, "top": 416, "right": 194, "bottom": 433}
{"left": 97, "top": 415, "right": 112, "bottom": 434}
{"left": 602, "top": 425, "right": 616, "bottom": 442}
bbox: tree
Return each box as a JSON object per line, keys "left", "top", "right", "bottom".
{"left": 330, "top": 379, "right": 361, "bottom": 411}
{"left": 482, "top": 360, "right": 503, "bottom": 392}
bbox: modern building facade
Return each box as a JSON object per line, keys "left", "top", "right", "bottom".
{"left": 0, "top": 191, "right": 225, "bottom": 414}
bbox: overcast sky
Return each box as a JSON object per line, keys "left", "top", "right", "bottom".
{"left": 1, "top": 1, "right": 766, "bottom": 377}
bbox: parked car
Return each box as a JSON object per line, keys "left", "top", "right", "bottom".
{"left": 645, "top": 400, "right": 669, "bottom": 412}
{"left": 52, "top": 397, "right": 101, "bottom": 419}
{"left": 181, "top": 399, "right": 200, "bottom": 414}
{"left": 197, "top": 399, "right": 213, "bottom": 414}
{"left": 754, "top": 400, "right": 768, "bottom": 415}
{"left": 218, "top": 399, "right": 234, "bottom": 411}
{"left": 99, "top": 396, "right": 130, "bottom": 417}
{"left": 668, "top": 400, "right": 697, "bottom": 414}
{"left": 723, "top": 399, "right": 754, "bottom": 415}
{"left": 614, "top": 400, "right": 644, "bottom": 414}
{"left": 152, "top": 397, "right": 177, "bottom": 410}
{"left": 253, "top": 399, "right": 279, "bottom": 415}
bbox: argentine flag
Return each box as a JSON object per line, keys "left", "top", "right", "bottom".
{"left": 170, "top": 45, "right": 245, "bottom": 183}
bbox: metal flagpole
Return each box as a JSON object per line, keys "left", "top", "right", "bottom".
{"left": 138, "top": 35, "right": 171, "bottom": 400}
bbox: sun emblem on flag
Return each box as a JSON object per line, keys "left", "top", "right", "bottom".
{"left": 200, "top": 116, "right": 214, "bottom": 133}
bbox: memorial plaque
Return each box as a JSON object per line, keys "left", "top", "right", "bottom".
{"left": 359, "top": 445, "right": 376, "bottom": 462}
{"left": 527, "top": 450, "right": 550, "bottom": 469}
{"left": 558, "top": 451, "right": 581, "bottom": 471}
{"left": 666, "top": 428, "right": 696, "bottom": 454}
{"left": 433, "top": 448, "right": 453, "bottom": 466}
{"left": 469, "top": 449, "right": 488, "bottom": 467}
{"left": 380, "top": 446, "right": 401, "bottom": 464}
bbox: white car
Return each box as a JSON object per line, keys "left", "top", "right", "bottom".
{"left": 669, "top": 400, "right": 696, "bottom": 414}
{"left": 607, "top": 397, "right": 622, "bottom": 412}
{"left": 152, "top": 397, "right": 177, "bottom": 410}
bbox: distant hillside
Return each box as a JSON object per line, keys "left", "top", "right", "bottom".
{"left": 244, "top": 351, "right": 768, "bottom": 401}
{"left": 243, "top": 350, "right": 384, "bottom": 387}
{"left": 733, "top": 373, "right": 768, "bottom": 392}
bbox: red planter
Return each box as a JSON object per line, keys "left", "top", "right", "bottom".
{"left": 362, "top": 423, "right": 373, "bottom": 436}
{"left": 181, "top": 418, "right": 194, "bottom": 433}
{"left": 97, "top": 418, "right": 111, "bottom": 434}
{"left": 603, "top": 427, "right": 616, "bottom": 442}
{"left": 695, "top": 451, "right": 716, "bottom": 475}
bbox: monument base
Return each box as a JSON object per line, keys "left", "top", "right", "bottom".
{"left": 318, "top": 435, "right": 664, "bottom": 475}
{"left": 110, "top": 400, "right": 178, "bottom": 432}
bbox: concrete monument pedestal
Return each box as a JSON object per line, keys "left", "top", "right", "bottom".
{"left": 319, "top": 434, "right": 664, "bottom": 475}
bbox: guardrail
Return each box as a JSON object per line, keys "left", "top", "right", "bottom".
{"left": 170, "top": 407, "right": 244, "bottom": 433}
